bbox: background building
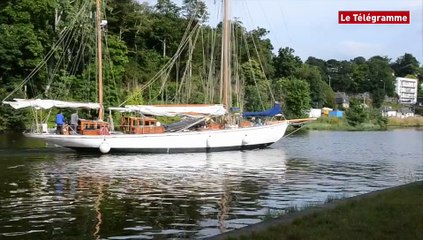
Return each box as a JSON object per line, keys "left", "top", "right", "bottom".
{"left": 395, "top": 77, "right": 418, "bottom": 104}
{"left": 335, "top": 92, "right": 350, "bottom": 109}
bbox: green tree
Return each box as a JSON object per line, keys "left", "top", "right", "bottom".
{"left": 0, "top": 0, "right": 55, "bottom": 130}
{"left": 366, "top": 56, "right": 395, "bottom": 108}
{"left": 321, "top": 81, "right": 335, "bottom": 108}
{"left": 273, "top": 47, "right": 302, "bottom": 79}
{"left": 305, "top": 56, "right": 327, "bottom": 78}
{"left": 244, "top": 82, "right": 270, "bottom": 112}
{"left": 247, "top": 27, "right": 275, "bottom": 78}
{"left": 182, "top": 0, "right": 208, "bottom": 22}
{"left": 274, "top": 78, "right": 311, "bottom": 118}
{"left": 418, "top": 66, "right": 423, "bottom": 97}
{"left": 350, "top": 59, "right": 369, "bottom": 94}
{"left": 156, "top": 0, "right": 181, "bottom": 17}
{"left": 103, "top": 34, "right": 130, "bottom": 106}
{"left": 326, "top": 59, "right": 353, "bottom": 92}
{"left": 295, "top": 64, "right": 334, "bottom": 108}
{"left": 241, "top": 60, "right": 271, "bottom": 111}
{"left": 106, "top": 0, "right": 148, "bottom": 44}
{"left": 346, "top": 98, "right": 367, "bottom": 126}
{"left": 391, "top": 53, "right": 420, "bottom": 77}
{"left": 241, "top": 60, "right": 266, "bottom": 85}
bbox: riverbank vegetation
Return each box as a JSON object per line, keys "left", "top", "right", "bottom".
{"left": 305, "top": 114, "right": 423, "bottom": 131}
{"left": 387, "top": 117, "right": 423, "bottom": 127}
{"left": 305, "top": 117, "right": 386, "bottom": 131}
{"left": 0, "top": 0, "right": 422, "bottom": 132}
{"left": 305, "top": 98, "right": 389, "bottom": 131}
{"left": 225, "top": 182, "right": 423, "bottom": 240}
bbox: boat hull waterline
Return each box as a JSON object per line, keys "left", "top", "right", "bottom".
{"left": 24, "top": 122, "right": 288, "bottom": 153}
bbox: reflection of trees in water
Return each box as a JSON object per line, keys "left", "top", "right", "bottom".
{"left": 0, "top": 133, "right": 46, "bottom": 149}
{"left": 82, "top": 164, "right": 301, "bottom": 238}
{"left": 216, "top": 177, "right": 268, "bottom": 233}
{"left": 84, "top": 177, "right": 204, "bottom": 238}
{"left": 206, "top": 150, "right": 286, "bottom": 234}
{"left": 2, "top": 131, "right": 423, "bottom": 238}
{"left": 0, "top": 161, "right": 37, "bottom": 237}
{"left": 238, "top": 179, "right": 263, "bottom": 194}
{"left": 0, "top": 149, "right": 322, "bottom": 238}
{"left": 0, "top": 149, "right": 286, "bottom": 239}
{"left": 285, "top": 157, "right": 390, "bottom": 182}
{"left": 285, "top": 158, "right": 314, "bottom": 172}
{"left": 88, "top": 175, "right": 268, "bottom": 237}
{"left": 217, "top": 180, "right": 231, "bottom": 232}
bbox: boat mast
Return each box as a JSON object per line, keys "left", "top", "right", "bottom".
{"left": 222, "top": 0, "right": 231, "bottom": 109}
{"left": 96, "top": 0, "right": 104, "bottom": 121}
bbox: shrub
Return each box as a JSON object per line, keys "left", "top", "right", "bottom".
{"left": 346, "top": 98, "right": 367, "bottom": 126}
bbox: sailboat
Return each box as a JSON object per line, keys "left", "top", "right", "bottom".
{"left": 2, "top": 0, "right": 293, "bottom": 154}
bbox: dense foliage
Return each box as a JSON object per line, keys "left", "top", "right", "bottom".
{"left": 0, "top": 0, "right": 421, "bottom": 131}
{"left": 274, "top": 78, "right": 311, "bottom": 118}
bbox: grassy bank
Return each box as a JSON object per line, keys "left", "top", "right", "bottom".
{"left": 387, "top": 117, "right": 423, "bottom": 127}
{"left": 220, "top": 182, "right": 423, "bottom": 240}
{"left": 304, "top": 116, "right": 385, "bottom": 131}
{"left": 304, "top": 116, "right": 423, "bottom": 131}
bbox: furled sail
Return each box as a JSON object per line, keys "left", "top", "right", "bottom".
{"left": 2, "top": 99, "right": 101, "bottom": 110}
{"left": 242, "top": 103, "right": 283, "bottom": 118}
{"left": 109, "top": 104, "right": 227, "bottom": 117}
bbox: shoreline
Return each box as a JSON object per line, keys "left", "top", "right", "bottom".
{"left": 207, "top": 181, "right": 423, "bottom": 240}
{"left": 298, "top": 116, "right": 423, "bottom": 131}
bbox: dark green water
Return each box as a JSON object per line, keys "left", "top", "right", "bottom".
{"left": 0, "top": 129, "right": 422, "bottom": 239}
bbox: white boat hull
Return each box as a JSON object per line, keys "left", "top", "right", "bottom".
{"left": 24, "top": 122, "right": 289, "bottom": 153}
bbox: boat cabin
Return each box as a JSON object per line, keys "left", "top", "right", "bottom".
{"left": 60, "top": 119, "right": 109, "bottom": 135}
{"left": 120, "top": 116, "right": 165, "bottom": 134}
{"left": 78, "top": 119, "right": 110, "bottom": 135}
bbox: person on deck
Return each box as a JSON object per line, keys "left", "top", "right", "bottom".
{"left": 70, "top": 111, "right": 79, "bottom": 134}
{"left": 56, "top": 112, "right": 65, "bottom": 134}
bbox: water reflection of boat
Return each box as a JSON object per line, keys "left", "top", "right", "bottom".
{"left": 1, "top": 140, "right": 288, "bottom": 238}
{"left": 84, "top": 148, "right": 288, "bottom": 175}
{"left": 62, "top": 149, "right": 287, "bottom": 238}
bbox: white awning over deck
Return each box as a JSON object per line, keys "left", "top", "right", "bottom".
{"left": 3, "top": 99, "right": 101, "bottom": 110}
{"left": 109, "top": 104, "right": 227, "bottom": 117}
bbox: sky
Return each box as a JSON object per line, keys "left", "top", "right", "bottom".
{"left": 140, "top": 0, "right": 423, "bottom": 63}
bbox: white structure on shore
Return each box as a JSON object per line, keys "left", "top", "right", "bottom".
{"left": 382, "top": 107, "right": 415, "bottom": 118}
{"left": 395, "top": 77, "right": 418, "bottom": 104}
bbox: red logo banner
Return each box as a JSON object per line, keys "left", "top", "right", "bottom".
{"left": 338, "top": 11, "right": 410, "bottom": 24}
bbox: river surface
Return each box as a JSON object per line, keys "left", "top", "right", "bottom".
{"left": 0, "top": 129, "right": 422, "bottom": 239}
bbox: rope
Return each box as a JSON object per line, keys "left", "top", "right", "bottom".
{"left": 242, "top": 33, "right": 265, "bottom": 110}
{"left": 102, "top": 4, "right": 120, "bottom": 105}
{"left": 250, "top": 33, "right": 275, "bottom": 103}
{"left": 118, "top": 5, "right": 202, "bottom": 106}
{"left": 176, "top": 22, "right": 202, "bottom": 103}
{"left": 232, "top": 22, "right": 242, "bottom": 110}
{"left": 240, "top": 1, "right": 276, "bottom": 106}
{"left": 281, "top": 123, "right": 307, "bottom": 139}
{"left": 206, "top": 22, "right": 218, "bottom": 103}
